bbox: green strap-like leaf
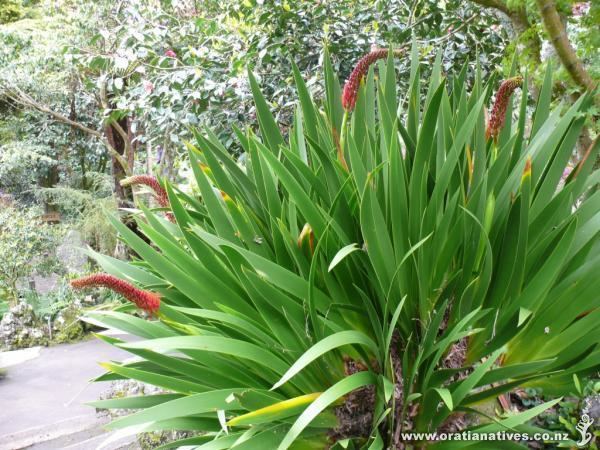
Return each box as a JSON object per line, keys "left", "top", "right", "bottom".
{"left": 248, "top": 69, "right": 285, "bottom": 153}
{"left": 106, "top": 388, "right": 248, "bottom": 430}
{"left": 328, "top": 243, "right": 360, "bottom": 272}
{"left": 277, "top": 371, "right": 377, "bottom": 450}
{"left": 272, "top": 331, "right": 378, "bottom": 391}
{"left": 433, "top": 387, "right": 453, "bottom": 411}
{"left": 122, "top": 336, "right": 290, "bottom": 376}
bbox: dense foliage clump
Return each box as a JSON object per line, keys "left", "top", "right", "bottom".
{"left": 0, "top": 206, "right": 62, "bottom": 305}
{"left": 78, "top": 49, "right": 600, "bottom": 449}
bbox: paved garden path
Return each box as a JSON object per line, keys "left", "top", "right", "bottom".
{"left": 0, "top": 337, "right": 136, "bottom": 449}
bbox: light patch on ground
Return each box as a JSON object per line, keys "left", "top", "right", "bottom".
{"left": 0, "top": 345, "right": 41, "bottom": 369}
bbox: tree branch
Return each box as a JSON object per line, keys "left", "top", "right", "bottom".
{"left": 98, "top": 79, "right": 133, "bottom": 175}
{"left": 535, "top": 0, "right": 595, "bottom": 92}
{"left": 3, "top": 85, "right": 102, "bottom": 137}
{"left": 471, "top": 0, "right": 542, "bottom": 75}
{"left": 1, "top": 84, "right": 131, "bottom": 173}
{"left": 471, "top": 0, "right": 511, "bottom": 16}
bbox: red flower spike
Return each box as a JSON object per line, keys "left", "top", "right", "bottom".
{"left": 342, "top": 48, "right": 403, "bottom": 111}
{"left": 121, "top": 175, "right": 175, "bottom": 222}
{"left": 121, "top": 175, "right": 169, "bottom": 207}
{"left": 486, "top": 76, "right": 523, "bottom": 141}
{"left": 71, "top": 273, "right": 160, "bottom": 314}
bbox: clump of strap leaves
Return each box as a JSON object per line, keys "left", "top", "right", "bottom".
{"left": 83, "top": 46, "right": 599, "bottom": 449}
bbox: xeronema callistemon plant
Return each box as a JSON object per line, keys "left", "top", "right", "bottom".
{"left": 81, "top": 48, "right": 600, "bottom": 449}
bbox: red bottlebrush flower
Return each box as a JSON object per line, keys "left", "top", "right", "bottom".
{"left": 71, "top": 273, "right": 160, "bottom": 314}
{"left": 165, "top": 49, "right": 177, "bottom": 58}
{"left": 485, "top": 76, "right": 523, "bottom": 141}
{"left": 342, "top": 48, "right": 401, "bottom": 111}
{"left": 121, "top": 175, "right": 174, "bottom": 222}
{"left": 121, "top": 175, "right": 169, "bottom": 207}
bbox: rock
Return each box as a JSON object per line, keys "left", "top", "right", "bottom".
{"left": 32, "top": 273, "right": 60, "bottom": 295}
{"left": 98, "top": 379, "right": 197, "bottom": 448}
{"left": 0, "top": 301, "right": 48, "bottom": 350}
{"left": 583, "top": 394, "right": 600, "bottom": 421}
{"left": 98, "top": 380, "right": 163, "bottom": 418}
{"left": 138, "top": 430, "right": 196, "bottom": 450}
{"left": 51, "top": 304, "right": 85, "bottom": 344}
{"left": 56, "top": 229, "right": 87, "bottom": 274}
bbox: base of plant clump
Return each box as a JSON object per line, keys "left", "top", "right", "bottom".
{"left": 332, "top": 334, "right": 472, "bottom": 448}
{"left": 329, "top": 357, "right": 377, "bottom": 444}
{"left": 330, "top": 336, "right": 410, "bottom": 448}
{"left": 442, "top": 338, "right": 467, "bottom": 370}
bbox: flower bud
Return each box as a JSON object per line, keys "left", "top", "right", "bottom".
{"left": 521, "top": 157, "right": 532, "bottom": 185}
{"left": 297, "top": 223, "right": 315, "bottom": 254}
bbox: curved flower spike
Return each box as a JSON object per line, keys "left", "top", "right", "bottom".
{"left": 342, "top": 48, "right": 404, "bottom": 112}
{"left": 121, "top": 175, "right": 174, "bottom": 222}
{"left": 71, "top": 273, "right": 160, "bottom": 314}
{"left": 121, "top": 175, "right": 169, "bottom": 207}
{"left": 486, "top": 76, "right": 523, "bottom": 141}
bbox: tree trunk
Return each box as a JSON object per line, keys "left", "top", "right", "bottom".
{"left": 105, "top": 116, "right": 133, "bottom": 207}
{"left": 146, "top": 140, "right": 152, "bottom": 174}
{"left": 39, "top": 141, "right": 60, "bottom": 213}
{"left": 158, "top": 127, "right": 176, "bottom": 181}
{"left": 68, "top": 74, "right": 88, "bottom": 190}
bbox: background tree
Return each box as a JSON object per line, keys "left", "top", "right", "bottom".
{"left": 0, "top": 206, "right": 60, "bottom": 305}
{"left": 471, "top": 0, "right": 598, "bottom": 97}
{"left": 471, "top": 0, "right": 598, "bottom": 161}
{"left": 1, "top": 0, "right": 509, "bottom": 252}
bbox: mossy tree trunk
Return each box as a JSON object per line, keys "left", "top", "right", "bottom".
{"left": 104, "top": 116, "right": 134, "bottom": 207}
{"left": 535, "top": 0, "right": 595, "bottom": 92}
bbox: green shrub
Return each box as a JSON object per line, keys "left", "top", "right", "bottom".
{"left": 33, "top": 182, "right": 117, "bottom": 254}
{"left": 51, "top": 303, "right": 85, "bottom": 344}
{"left": 525, "top": 377, "right": 600, "bottom": 449}
{"left": 0, "top": 0, "right": 21, "bottom": 24}
{"left": 0, "top": 298, "right": 8, "bottom": 319}
{"left": 71, "top": 0, "right": 508, "bottom": 155}
{"left": 0, "top": 206, "right": 62, "bottom": 305}
{"left": 81, "top": 49, "right": 600, "bottom": 449}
